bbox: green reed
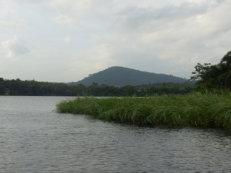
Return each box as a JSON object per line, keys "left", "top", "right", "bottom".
{"left": 57, "top": 92, "right": 231, "bottom": 129}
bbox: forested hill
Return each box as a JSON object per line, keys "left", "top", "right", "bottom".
{"left": 76, "top": 66, "right": 186, "bottom": 86}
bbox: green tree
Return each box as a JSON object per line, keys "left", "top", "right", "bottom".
{"left": 191, "top": 51, "right": 231, "bottom": 90}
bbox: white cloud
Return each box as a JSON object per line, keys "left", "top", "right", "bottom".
{"left": 1, "top": 36, "right": 29, "bottom": 58}
{"left": 53, "top": 14, "right": 73, "bottom": 25}
{"left": 67, "top": 44, "right": 116, "bottom": 78}
{"left": 84, "top": 0, "right": 230, "bottom": 78}
{"left": 49, "top": 0, "right": 94, "bottom": 16}
{"left": 0, "top": 0, "right": 230, "bottom": 81}
{"left": 0, "top": 1, "right": 26, "bottom": 28}
{"left": 64, "top": 36, "right": 71, "bottom": 44}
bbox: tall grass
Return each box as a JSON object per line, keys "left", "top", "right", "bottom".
{"left": 57, "top": 92, "right": 231, "bottom": 129}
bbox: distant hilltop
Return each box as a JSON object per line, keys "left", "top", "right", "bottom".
{"left": 74, "top": 66, "right": 187, "bottom": 86}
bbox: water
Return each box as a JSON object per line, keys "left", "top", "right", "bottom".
{"left": 0, "top": 96, "right": 231, "bottom": 173}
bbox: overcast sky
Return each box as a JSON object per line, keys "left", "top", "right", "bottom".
{"left": 0, "top": 0, "right": 230, "bottom": 82}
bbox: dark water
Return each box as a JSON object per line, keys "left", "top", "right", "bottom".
{"left": 0, "top": 96, "right": 231, "bottom": 173}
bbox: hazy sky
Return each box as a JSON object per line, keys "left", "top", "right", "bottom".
{"left": 0, "top": 0, "right": 230, "bottom": 82}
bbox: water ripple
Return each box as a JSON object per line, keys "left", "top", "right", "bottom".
{"left": 0, "top": 96, "right": 231, "bottom": 172}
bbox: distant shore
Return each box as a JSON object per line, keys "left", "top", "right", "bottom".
{"left": 57, "top": 92, "right": 231, "bottom": 130}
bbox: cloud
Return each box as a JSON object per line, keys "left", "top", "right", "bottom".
{"left": 0, "top": 1, "right": 26, "bottom": 29}
{"left": 1, "top": 36, "right": 30, "bottom": 58}
{"left": 53, "top": 14, "right": 73, "bottom": 25}
{"left": 47, "top": 0, "right": 231, "bottom": 78}
{"left": 49, "top": 0, "right": 94, "bottom": 16}
{"left": 64, "top": 36, "right": 71, "bottom": 44}
{"left": 87, "top": 0, "right": 231, "bottom": 78}
{"left": 0, "top": 0, "right": 230, "bottom": 81}
{"left": 119, "top": 3, "right": 207, "bottom": 23}
{"left": 114, "top": 1, "right": 225, "bottom": 33}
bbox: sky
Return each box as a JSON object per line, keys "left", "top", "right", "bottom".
{"left": 0, "top": 0, "right": 230, "bottom": 82}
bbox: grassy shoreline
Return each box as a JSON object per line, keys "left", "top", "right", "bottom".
{"left": 57, "top": 93, "right": 231, "bottom": 130}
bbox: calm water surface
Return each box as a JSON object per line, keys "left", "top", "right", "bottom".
{"left": 0, "top": 96, "right": 231, "bottom": 173}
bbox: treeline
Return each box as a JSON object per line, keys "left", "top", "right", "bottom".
{"left": 0, "top": 78, "right": 75, "bottom": 96}
{"left": 74, "top": 82, "right": 194, "bottom": 96}
{"left": 191, "top": 51, "right": 231, "bottom": 91}
{"left": 0, "top": 78, "right": 194, "bottom": 96}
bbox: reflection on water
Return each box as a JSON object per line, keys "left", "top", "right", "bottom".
{"left": 0, "top": 96, "right": 231, "bottom": 173}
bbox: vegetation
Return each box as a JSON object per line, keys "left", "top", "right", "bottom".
{"left": 57, "top": 92, "right": 231, "bottom": 129}
{"left": 191, "top": 51, "right": 231, "bottom": 90}
{"left": 0, "top": 78, "right": 193, "bottom": 96}
{"left": 57, "top": 51, "right": 231, "bottom": 129}
{"left": 0, "top": 78, "right": 76, "bottom": 96}
{"left": 75, "top": 66, "right": 186, "bottom": 86}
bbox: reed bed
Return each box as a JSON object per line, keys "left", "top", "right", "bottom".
{"left": 57, "top": 92, "right": 231, "bottom": 129}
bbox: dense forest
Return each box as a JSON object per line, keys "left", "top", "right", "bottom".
{"left": 0, "top": 78, "right": 194, "bottom": 96}
{"left": 0, "top": 78, "right": 75, "bottom": 96}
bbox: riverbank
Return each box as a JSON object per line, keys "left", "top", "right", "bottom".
{"left": 57, "top": 92, "right": 231, "bottom": 129}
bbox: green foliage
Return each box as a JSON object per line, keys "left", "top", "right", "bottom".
{"left": 0, "top": 78, "right": 77, "bottom": 96}
{"left": 57, "top": 92, "right": 231, "bottom": 130}
{"left": 0, "top": 77, "right": 194, "bottom": 96}
{"left": 191, "top": 51, "right": 231, "bottom": 90}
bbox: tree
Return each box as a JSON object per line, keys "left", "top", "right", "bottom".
{"left": 191, "top": 51, "right": 231, "bottom": 90}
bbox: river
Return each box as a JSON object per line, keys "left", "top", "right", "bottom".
{"left": 0, "top": 96, "right": 231, "bottom": 173}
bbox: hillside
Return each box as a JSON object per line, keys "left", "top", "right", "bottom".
{"left": 75, "top": 66, "right": 186, "bottom": 86}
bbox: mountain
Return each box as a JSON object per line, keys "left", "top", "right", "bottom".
{"left": 75, "top": 66, "right": 187, "bottom": 86}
